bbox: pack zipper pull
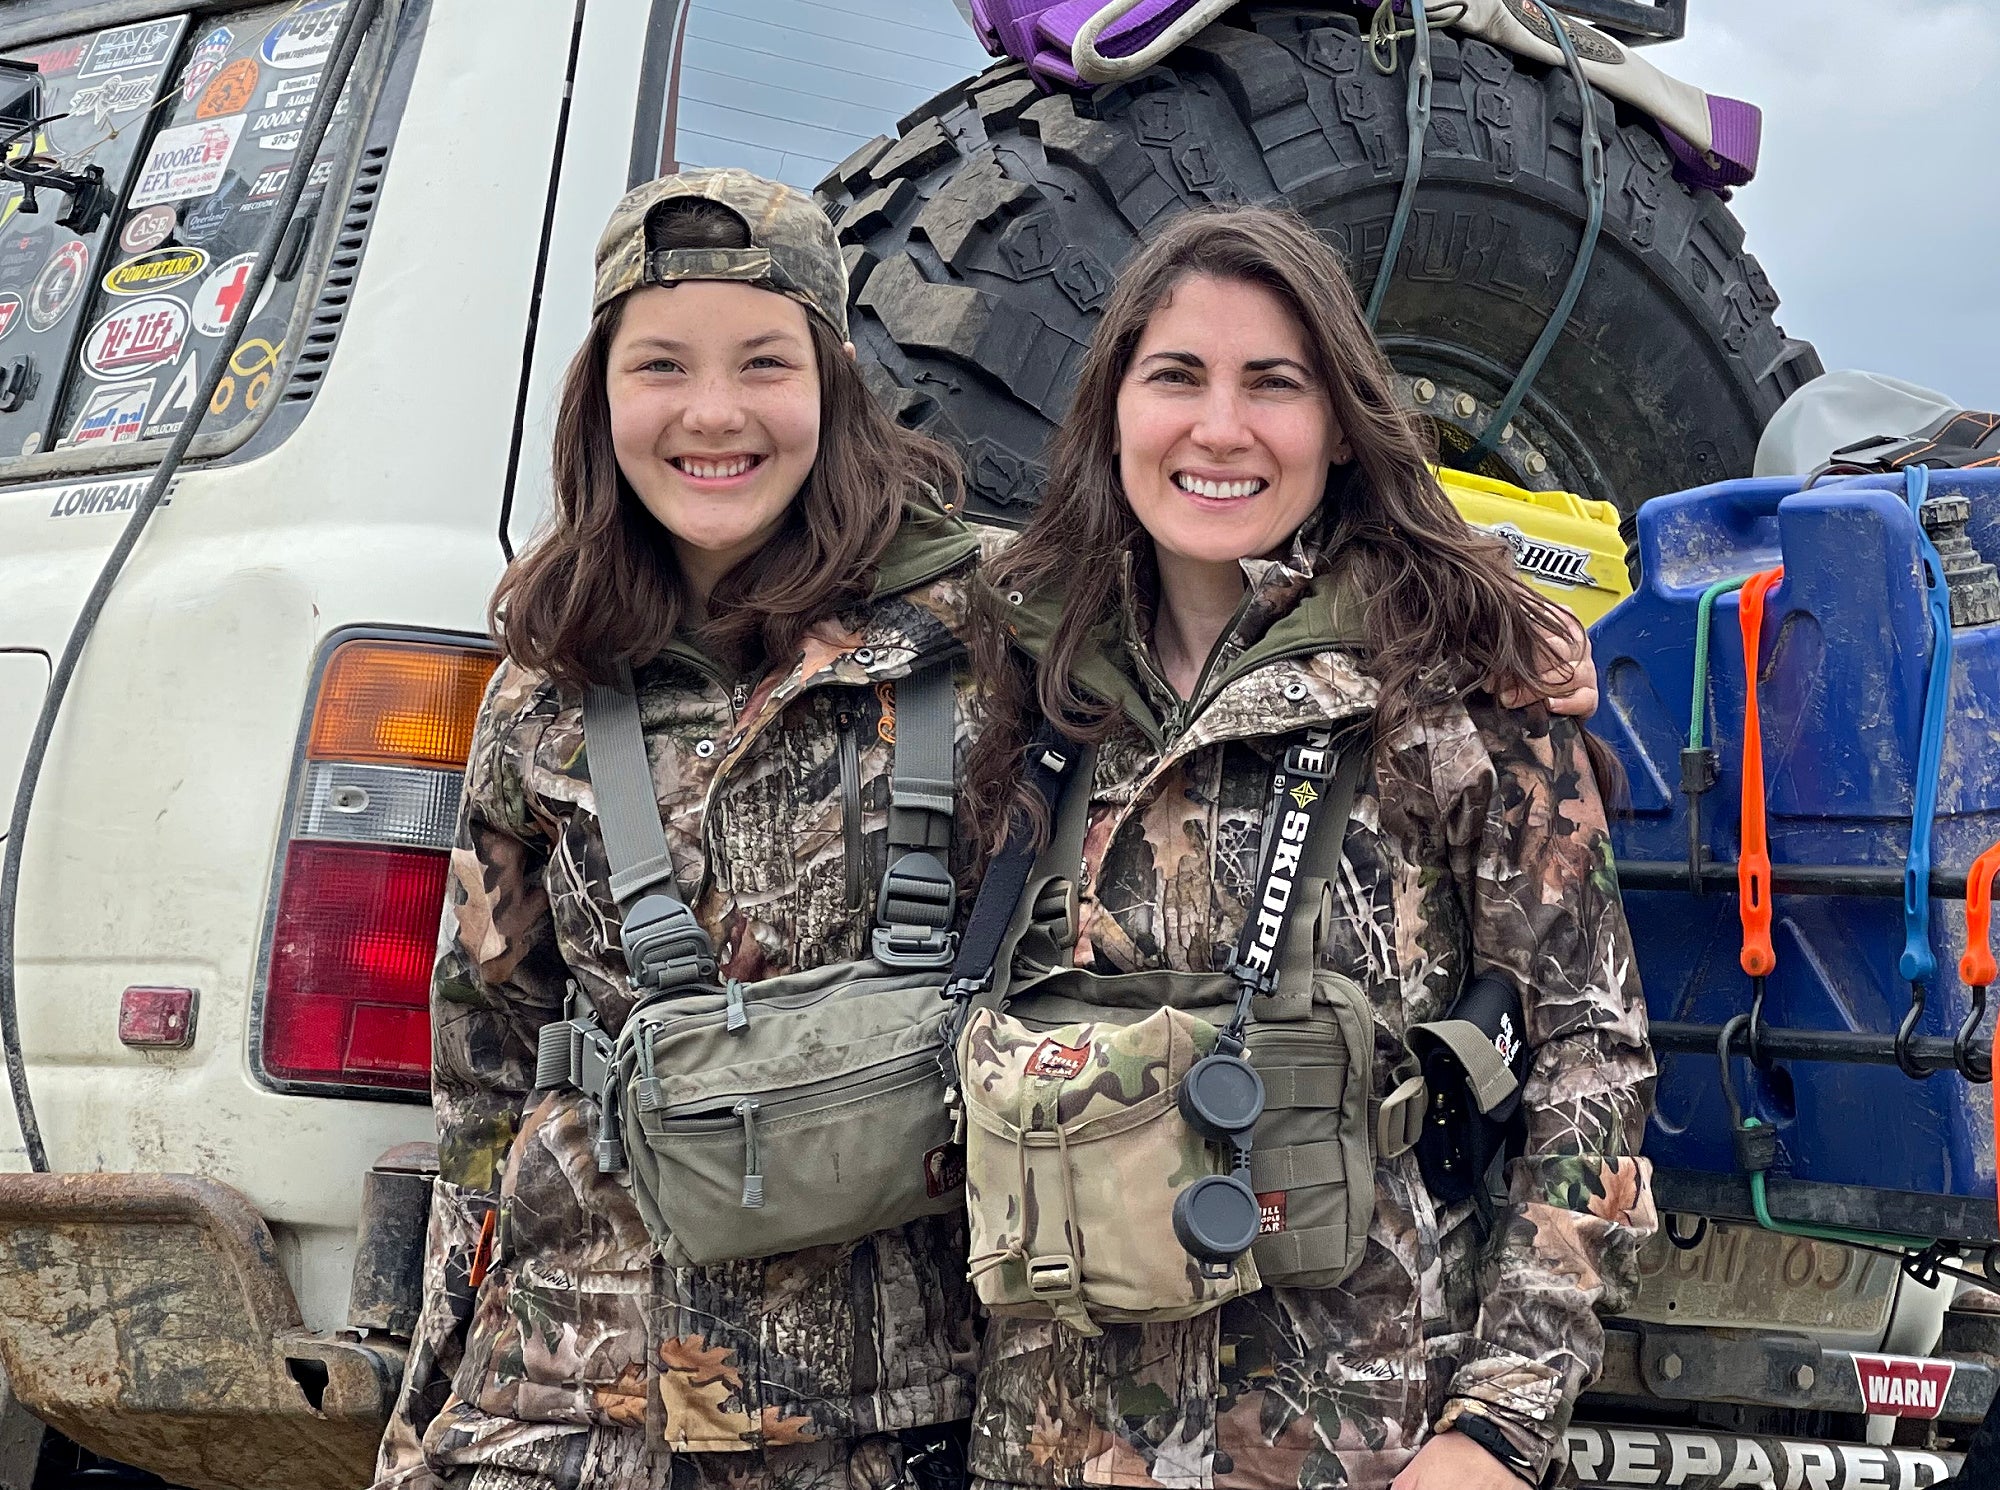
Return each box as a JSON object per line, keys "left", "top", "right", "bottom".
{"left": 725, "top": 978, "right": 749, "bottom": 1033}
{"left": 734, "top": 1097, "right": 763, "bottom": 1208}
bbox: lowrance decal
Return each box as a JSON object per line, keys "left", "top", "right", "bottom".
{"left": 41, "top": 476, "right": 177, "bottom": 521}
{"left": 262, "top": 3, "right": 348, "bottom": 70}
{"left": 63, "top": 380, "right": 156, "bottom": 449}
{"left": 79, "top": 19, "right": 181, "bottom": 79}
{"left": 81, "top": 296, "right": 190, "bottom": 379}
{"left": 130, "top": 117, "right": 248, "bottom": 209}
{"left": 1565, "top": 1426, "right": 1957, "bottom": 1490}
{"left": 1854, "top": 1354, "right": 1956, "bottom": 1419}
{"left": 1480, "top": 521, "right": 1597, "bottom": 590}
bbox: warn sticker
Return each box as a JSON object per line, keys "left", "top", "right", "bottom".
{"left": 1025, "top": 1039, "right": 1089, "bottom": 1081}
{"left": 1854, "top": 1354, "right": 1955, "bottom": 1419}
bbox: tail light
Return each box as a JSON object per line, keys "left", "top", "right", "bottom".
{"left": 257, "top": 633, "right": 498, "bottom": 1096}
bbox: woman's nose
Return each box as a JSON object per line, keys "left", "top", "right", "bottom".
{"left": 1189, "top": 386, "right": 1252, "bottom": 454}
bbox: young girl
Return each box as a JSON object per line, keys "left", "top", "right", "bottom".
{"left": 374, "top": 169, "right": 985, "bottom": 1490}
{"left": 961, "top": 206, "right": 1655, "bottom": 1490}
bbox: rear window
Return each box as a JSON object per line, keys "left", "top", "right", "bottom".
{"left": 0, "top": 4, "right": 366, "bottom": 461}
{"left": 670, "top": 0, "right": 992, "bottom": 190}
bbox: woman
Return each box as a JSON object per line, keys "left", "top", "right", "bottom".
{"left": 373, "top": 169, "right": 986, "bottom": 1490}
{"left": 961, "top": 207, "right": 1655, "bottom": 1490}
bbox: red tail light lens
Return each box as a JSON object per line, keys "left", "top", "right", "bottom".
{"left": 262, "top": 841, "right": 449, "bottom": 1090}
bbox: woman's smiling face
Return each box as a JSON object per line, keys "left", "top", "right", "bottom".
{"left": 606, "top": 279, "right": 822, "bottom": 601}
{"left": 1115, "top": 273, "right": 1350, "bottom": 572}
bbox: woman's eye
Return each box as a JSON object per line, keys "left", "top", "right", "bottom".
{"left": 746, "top": 355, "right": 790, "bottom": 371}
{"left": 640, "top": 358, "right": 681, "bottom": 375}
{"left": 1257, "top": 376, "right": 1302, "bottom": 392}
{"left": 1146, "top": 368, "right": 1196, "bottom": 385}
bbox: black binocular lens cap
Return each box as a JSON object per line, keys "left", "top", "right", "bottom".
{"left": 1180, "top": 1053, "right": 1266, "bottom": 1140}
{"left": 1172, "top": 1173, "right": 1261, "bottom": 1263}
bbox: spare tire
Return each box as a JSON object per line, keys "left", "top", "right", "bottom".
{"left": 822, "top": 4, "right": 1822, "bottom": 524}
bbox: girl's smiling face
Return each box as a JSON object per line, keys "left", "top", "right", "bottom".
{"left": 607, "top": 280, "right": 822, "bottom": 603}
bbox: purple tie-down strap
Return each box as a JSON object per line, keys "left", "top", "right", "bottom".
{"left": 1661, "top": 94, "right": 1762, "bottom": 192}
{"left": 965, "top": 0, "right": 1205, "bottom": 89}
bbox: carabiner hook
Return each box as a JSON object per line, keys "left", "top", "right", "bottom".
{"left": 1896, "top": 981, "right": 1934, "bottom": 1082}
{"left": 1954, "top": 984, "right": 1990, "bottom": 1083}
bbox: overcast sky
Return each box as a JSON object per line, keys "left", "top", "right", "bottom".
{"left": 1656, "top": 0, "right": 2000, "bottom": 410}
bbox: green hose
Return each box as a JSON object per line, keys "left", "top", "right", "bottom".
{"left": 1690, "top": 574, "right": 1751, "bottom": 750}
{"left": 1740, "top": 1124, "right": 1938, "bottom": 1251}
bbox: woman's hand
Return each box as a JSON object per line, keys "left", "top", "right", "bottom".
{"left": 1391, "top": 1431, "right": 1530, "bottom": 1490}
{"left": 1500, "top": 606, "right": 1597, "bottom": 718}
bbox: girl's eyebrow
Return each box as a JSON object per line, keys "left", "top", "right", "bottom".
{"left": 624, "top": 330, "right": 806, "bottom": 354}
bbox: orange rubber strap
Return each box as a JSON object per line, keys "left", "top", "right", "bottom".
{"left": 468, "top": 1206, "right": 498, "bottom": 1289}
{"left": 1961, "top": 842, "right": 2000, "bottom": 989}
{"left": 1737, "top": 567, "right": 1784, "bottom": 978}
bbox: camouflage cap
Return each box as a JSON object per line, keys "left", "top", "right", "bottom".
{"left": 592, "top": 167, "right": 849, "bottom": 340}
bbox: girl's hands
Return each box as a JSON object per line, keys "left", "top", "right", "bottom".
{"left": 1501, "top": 607, "right": 1598, "bottom": 718}
{"left": 1391, "top": 1431, "right": 1532, "bottom": 1490}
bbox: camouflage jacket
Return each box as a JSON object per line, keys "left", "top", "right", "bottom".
{"left": 973, "top": 542, "right": 1657, "bottom": 1490}
{"left": 374, "top": 499, "right": 984, "bottom": 1490}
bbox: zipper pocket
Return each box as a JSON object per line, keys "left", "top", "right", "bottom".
{"left": 655, "top": 1046, "right": 942, "bottom": 1129}
{"left": 838, "top": 706, "right": 863, "bottom": 911}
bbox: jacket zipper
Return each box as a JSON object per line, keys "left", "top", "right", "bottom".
{"left": 837, "top": 704, "right": 863, "bottom": 911}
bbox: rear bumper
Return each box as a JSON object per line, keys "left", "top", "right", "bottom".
{"left": 0, "top": 1169, "right": 422, "bottom": 1490}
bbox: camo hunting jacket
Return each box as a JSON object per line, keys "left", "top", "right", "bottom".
{"left": 373, "top": 506, "right": 984, "bottom": 1490}
{"left": 975, "top": 544, "right": 1658, "bottom": 1490}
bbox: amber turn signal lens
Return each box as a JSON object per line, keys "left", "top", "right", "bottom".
{"left": 306, "top": 640, "right": 497, "bottom": 769}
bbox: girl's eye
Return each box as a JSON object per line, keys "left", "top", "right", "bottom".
{"left": 640, "top": 358, "right": 682, "bottom": 375}
{"left": 746, "top": 355, "right": 790, "bottom": 371}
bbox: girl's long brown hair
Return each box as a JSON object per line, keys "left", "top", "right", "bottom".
{"left": 492, "top": 200, "right": 963, "bottom": 687}
{"left": 964, "top": 205, "right": 1611, "bottom": 855}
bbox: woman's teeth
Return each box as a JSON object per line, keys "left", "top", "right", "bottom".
{"left": 1174, "top": 473, "right": 1268, "bottom": 500}
{"left": 675, "top": 455, "right": 759, "bottom": 479}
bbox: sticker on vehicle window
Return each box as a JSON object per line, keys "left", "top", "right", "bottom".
{"left": 130, "top": 116, "right": 249, "bottom": 209}
{"left": 191, "top": 254, "right": 275, "bottom": 336}
{"left": 0, "top": 295, "right": 21, "bottom": 342}
{"left": 63, "top": 379, "right": 156, "bottom": 448}
{"left": 78, "top": 19, "right": 180, "bottom": 79}
{"left": 81, "top": 296, "right": 190, "bottom": 379}
{"left": 120, "top": 206, "right": 178, "bottom": 256}
{"left": 262, "top": 3, "right": 348, "bottom": 70}
{"left": 104, "top": 248, "right": 209, "bottom": 298}
{"left": 69, "top": 72, "right": 160, "bottom": 127}
{"left": 180, "top": 28, "right": 236, "bottom": 104}
{"left": 198, "top": 58, "right": 261, "bottom": 121}
{"left": 27, "top": 242, "right": 90, "bottom": 333}
{"left": 144, "top": 356, "right": 201, "bottom": 440}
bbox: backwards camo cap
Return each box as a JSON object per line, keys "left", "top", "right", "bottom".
{"left": 592, "top": 167, "right": 848, "bottom": 341}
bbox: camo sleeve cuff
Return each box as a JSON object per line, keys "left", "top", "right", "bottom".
{"left": 1436, "top": 1359, "right": 1567, "bottom": 1482}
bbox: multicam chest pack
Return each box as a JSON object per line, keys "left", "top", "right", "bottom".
{"left": 942, "top": 727, "right": 1432, "bottom": 1336}
{"left": 535, "top": 657, "right": 986, "bottom": 1267}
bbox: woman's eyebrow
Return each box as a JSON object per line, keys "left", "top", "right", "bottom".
{"left": 1138, "top": 349, "right": 1203, "bottom": 366}
{"left": 1243, "top": 356, "right": 1314, "bottom": 376}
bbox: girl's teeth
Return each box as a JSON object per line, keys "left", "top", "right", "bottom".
{"left": 680, "top": 456, "right": 755, "bottom": 479}
{"left": 1175, "top": 474, "right": 1266, "bottom": 499}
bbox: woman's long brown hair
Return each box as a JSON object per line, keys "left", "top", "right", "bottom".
{"left": 964, "top": 205, "right": 1612, "bottom": 856}
{"left": 491, "top": 200, "right": 963, "bottom": 687}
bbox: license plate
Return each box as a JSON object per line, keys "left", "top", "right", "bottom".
{"left": 1620, "top": 1220, "right": 1896, "bottom": 1340}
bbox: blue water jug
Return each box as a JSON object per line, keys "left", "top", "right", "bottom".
{"left": 1593, "top": 469, "right": 2000, "bottom": 1241}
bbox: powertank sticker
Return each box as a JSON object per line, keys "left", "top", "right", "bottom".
{"left": 81, "top": 296, "right": 190, "bottom": 380}
{"left": 104, "top": 247, "right": 208, "bottom": 297}
{"left": 78, "top": 19, "right": 180, "bottom": 79}
{"left": 62, "top": 380, "right": 156, "bottom": 449}
{"left": 1479, "top": 521, "right": 1597, "bottom": 589}
{"left": 130, "top": 116, "right": 248, "bottom": 210}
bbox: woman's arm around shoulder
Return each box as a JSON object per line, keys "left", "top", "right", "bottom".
{"left": 374, "top": 660, "right": 568, "bottom": 1488}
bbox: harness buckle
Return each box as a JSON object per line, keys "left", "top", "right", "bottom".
{"left": 621, "top": 893, "right": 718, "bottom": 992}
{"left": 1376, "top": 1073, "right": 1428, "bottom": 1159}
{"left": 875, "top": 850, "right": 959, "bottom": 968}
{"left": 1026, "top": 1253, "right": 1080, "bottom": 1300}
